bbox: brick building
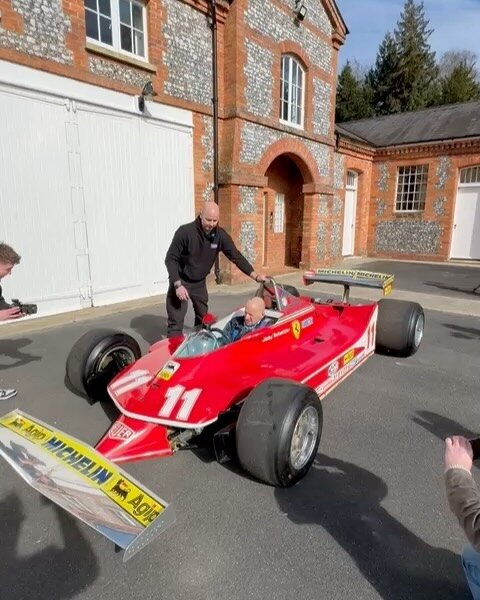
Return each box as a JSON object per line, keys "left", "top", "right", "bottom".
{"left": 336, "top": 101, "right": 480, "bottom": 263}
{"left": 0, "top": 0, "right": 347, "bottom": 315}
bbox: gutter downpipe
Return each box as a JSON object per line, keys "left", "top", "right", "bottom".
{"left": 210, "top": 0, "right": 221, "bottom": 284}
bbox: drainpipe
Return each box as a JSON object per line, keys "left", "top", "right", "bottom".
{"left": 210, "top": 0, "right": 221, "bottom": 284}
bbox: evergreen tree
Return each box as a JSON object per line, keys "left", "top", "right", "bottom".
{"left": 393, "top": 0, "right": 438, "bottom": 111}
{"left": 335, "top": 62, "right": 373, "bottom": 122}
{"left": 367, "top": 32, "right": 401, "bottom": 115}
{"left": 440, "top": 61, "right": 480, "bottom": 104}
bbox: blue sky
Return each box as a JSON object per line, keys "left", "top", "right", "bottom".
{"left": 335, "top": 0, "right": 480, "bottom": 69}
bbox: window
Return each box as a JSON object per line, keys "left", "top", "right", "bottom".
{"left": 280, "top": 55, "right": 304, "bottom": 127}
{"left": 84, "top": 0, "right": 146, "bottom": 59}
{"left": 460, "top": 166, "right": 480, "bottom": 185}
{"left": 395, "top": 165, "right": 428, "bottom": 212}
{"left": 274, "top": 193, "right": 285, "bottom": 233}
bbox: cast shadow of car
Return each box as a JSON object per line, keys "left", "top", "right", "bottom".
{"left": 275, "top": 454, "right": 468, "bottom": 600}
{"left": 0, "top": 492, "right": 99, "bottom": 600}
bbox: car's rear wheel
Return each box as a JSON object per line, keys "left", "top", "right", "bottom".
{"left": 236, "top": 378, "right": 322, "bottom": 487}
{"left": 375, "top": 299, "right": 425, "bottom": 357}
{"left": 279, "top": 284, "right": 300, "bottom": 297}
{"left": 66, "top": 329, "right": 141, "bottom": 402}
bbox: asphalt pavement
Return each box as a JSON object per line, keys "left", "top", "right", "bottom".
{"left": 0, "top": 260, "right": 479, "bottom": 599}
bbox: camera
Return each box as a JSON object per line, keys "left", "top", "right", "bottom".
{"left": 11, "top": 298, "right": 38, "bottom": 316}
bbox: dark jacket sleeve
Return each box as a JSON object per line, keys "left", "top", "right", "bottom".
{"left": 0, "top": 285, "right": 10, "bottom": 310}
{"left": 165, "top": 227, "right": 186, "bottom": 283}
{"left": 219, "top": 230, "right": 254, "bottom": 276}
{"left": 445, "top": 468, "right": 480, "bottom": 551}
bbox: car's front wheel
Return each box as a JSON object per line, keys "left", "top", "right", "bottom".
{"left": 236, "top": 379, "right": 322, "bottom": 487}
{"left": 66, "top": 329, "right": 141, "bottom": 402}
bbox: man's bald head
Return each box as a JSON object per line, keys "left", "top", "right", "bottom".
{"left": 244, "top": 297, "right": 265, "bottom": 327}
{"left": 200, "top": 201, "right": 219, "bottom": 234}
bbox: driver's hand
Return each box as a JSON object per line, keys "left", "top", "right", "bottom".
{"left": 175, "top": 285, "right": 190, "bottom": 301}
{"left": 256, "top": 275, "right": 267, "bottom": 282}
{"left": 0, "top": 307, "right": 23, "bottom": 321}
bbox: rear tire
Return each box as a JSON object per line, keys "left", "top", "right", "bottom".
{"left": 236, "top": 378, "right": 322, "bottom": 487}
{"left": 279, "top": 284, "right": 300, "bottom": 297}
{"left": 66, "top": 329, "right": 141, "bottom": 402}
{"left": 376, "top": 299, "right": 425, "bottom": 357}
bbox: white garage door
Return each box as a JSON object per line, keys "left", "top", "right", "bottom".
{"left": 0, "top": 61, "right": 193, "bottom": 316}
{"left": 451, "top": 166, "right": 480, "bottom": 260}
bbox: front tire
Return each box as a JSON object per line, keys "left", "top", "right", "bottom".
{"left": 236, "top": 379, "right": 322, "bottom": 487}
{"left": 376, "top": 299, "right": 425, "bottom": 357}
{"left": 66, "top": 329, "right": 141, "bottom": 402}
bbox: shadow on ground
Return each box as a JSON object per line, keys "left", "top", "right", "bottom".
{"left": 0, "top": 493, "right": 99, "bottom": 600}
{"left": 413, "top": 411, "right": 478, "bottom": 441}
{"left": 442, "top": 323, "right": 480, "bottom": 340}
{"left": 424, "top": 281, "right": 480, "bottom": 297}
{"left": 276, "top": 454, "right": 467, "bottom": 600}
{"left": 130, "top": 314, "right": 168, "bottom": 345}
{"left": 0, "top": 338, "right": 41, "bottom": 371}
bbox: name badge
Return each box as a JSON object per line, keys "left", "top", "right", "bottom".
{"left": 210, "top": 243, "right": 218, "bottom": 249}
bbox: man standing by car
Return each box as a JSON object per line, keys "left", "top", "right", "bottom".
{"left": 165, "top": 201, "right": 265, "bottom": 338}
{"left": 444, "top": 435, "right": 480, "bottom": 599}
{"left": 0, "top": 243, "right": 24, "bottom": 400}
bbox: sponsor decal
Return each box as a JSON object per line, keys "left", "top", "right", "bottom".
{"left": 157, "top": 360, "right": 180, "bottom": 381}
{"left": 316, "top": 351, "right": 366, "bottom": 396}
{"left": 328, "top": 361, "right": 339, "bottom": 377}
{"left": 383, "top": 283, "right": 392, "bottom": 296}
{"left": 262, "top": 328, "right": 290, "bottom": 342}
{"left": 108, "top": 422, "right": 134, "bottom": 441}
{"left": 301, "top": 317, "right": 314, "bottom": 328}
{"left": 343, "top": 349, "right": 355, "bottom": 366}
{"left": 109, "top": 369, "right": 152, "bottom": 396}
{"left": 291, "top": 320, "right": 302, "bottom": 340}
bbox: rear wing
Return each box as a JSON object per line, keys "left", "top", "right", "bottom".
{"left": 303, "top": 269, "right": 394, "bottom": 302}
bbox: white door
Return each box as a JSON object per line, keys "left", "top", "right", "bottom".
{"left": 0, "top": 86, "right": 89, "bottom": 314}
{"left": 342, "top": 171, "right": 358, "bottom": 256}
{"left": 451, "top": 167, "right": 480, "bottom": 259}
{"left": 77, "top": 104, "right": 194, "bottom": 306}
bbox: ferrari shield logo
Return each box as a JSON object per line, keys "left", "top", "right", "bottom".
{"left": 291, "top": 320, "right": 301, "bottom": 340}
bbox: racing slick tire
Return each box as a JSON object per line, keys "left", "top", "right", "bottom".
{"left": 66, "top": 329, "right": 141, "bottom": 402}
{"left": 236, "top": 378, "right": 322, "bottom": 487}
{"left": 375, "top": 299, "right": 425, "bottom": 357}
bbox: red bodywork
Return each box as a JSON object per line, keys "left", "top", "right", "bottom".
{"left": 96, "top": 291, "right": 378, "bottom": 463}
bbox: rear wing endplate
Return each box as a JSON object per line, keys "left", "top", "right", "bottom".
{"left": 303, "top": 269, "right": 394, "bottom": 302}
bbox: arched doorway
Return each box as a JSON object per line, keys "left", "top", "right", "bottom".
{"left": 264, "top": 155, "right": 305, "bottom": 269}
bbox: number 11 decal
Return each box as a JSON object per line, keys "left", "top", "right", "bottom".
{"left": 158, "top": 385, "right": 202, "bottom": 420}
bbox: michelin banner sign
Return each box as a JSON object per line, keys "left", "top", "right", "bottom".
{"left": 0, "top": 409, "right": 175, "bottom": 561}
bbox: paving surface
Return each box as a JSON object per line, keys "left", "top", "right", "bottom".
{"left": 0, "top": 272, "right": 479, "bottom": 599}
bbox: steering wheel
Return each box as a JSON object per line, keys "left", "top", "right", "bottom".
{"left": 208, "top": 327, "right": 231, "bottom": 346}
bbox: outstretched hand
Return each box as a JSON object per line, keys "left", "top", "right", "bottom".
{"left": 0, "top": 307, "right": 23, "bottom": 321}
{"left": 444, "top": 435, "right": 473, "bottom": 472}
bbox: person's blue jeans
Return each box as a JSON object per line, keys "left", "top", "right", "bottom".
{"left": 462, "top": 545, "right": 480, "bottom": 599}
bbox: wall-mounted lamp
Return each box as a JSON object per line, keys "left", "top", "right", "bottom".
{"left": 294, "top": 0, "right": 307, "bottom": 25}
{"left": 137, "top": 80, "right": 157, "bottom": 113}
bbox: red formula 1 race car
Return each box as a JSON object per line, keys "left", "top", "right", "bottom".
{"left": 66, "top": 270, "right": 424, "bottom": 488}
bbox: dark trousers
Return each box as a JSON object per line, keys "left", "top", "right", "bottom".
{"left": 166, "top": 279, "right": 208, "bottom": 338}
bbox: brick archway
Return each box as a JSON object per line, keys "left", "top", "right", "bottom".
{"left": 258, "top": 139, "right": 319, "bottom": 185}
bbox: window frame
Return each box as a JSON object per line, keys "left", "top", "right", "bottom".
{"left": 279, "top": 54, "right": 305, "bottom": 129}
{"left": 394, "top": 164, "right": 429, "bottom": 213}
{"left": 459, "top": 166, "right": 480, "bottom": 186}
{"left": 84, "top": 0, "right": 148, "bottom": 61}
{"left": 273, "top": 193, "right": 285, "bottom": 233}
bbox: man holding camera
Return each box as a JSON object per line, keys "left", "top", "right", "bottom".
{"left": 0, "top": 243, "right": 24, "bottom": 400}
{"left": 444, "top": 435, "right": 480, "bottom": 599}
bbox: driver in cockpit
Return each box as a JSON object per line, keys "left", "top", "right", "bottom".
{"left": 224, "top": 297, "right": 268, "bottom": 343}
